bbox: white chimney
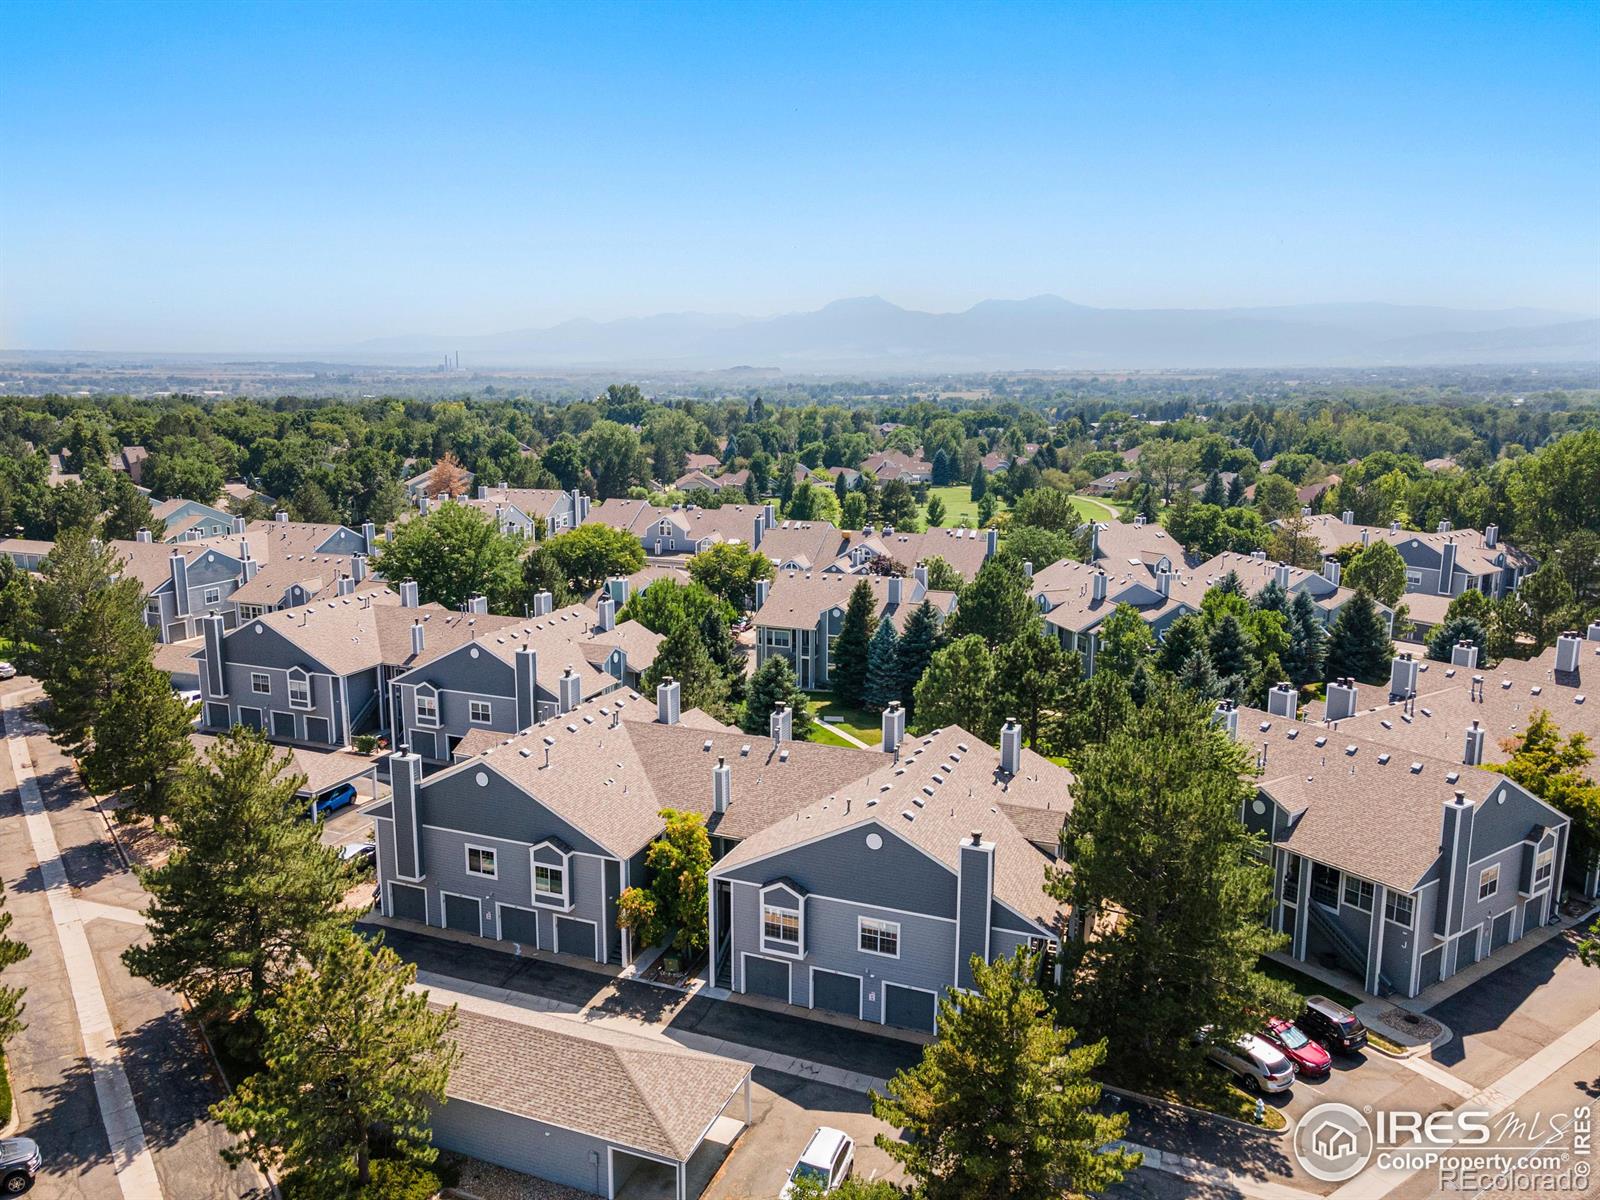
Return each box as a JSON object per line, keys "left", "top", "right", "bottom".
{"left": 1092, "top": 572, "right": 1107, "bottom": 603}
{"left": 712, "top": 756, "right": 731, "bottom": 814}
{"left": 1155, "top": 568, "right": 1172, "bottom": 598}
{"left": 1322, "top": 557, "right": 1341, "bottom": 587}
{"left": 1325, "top": 678, "right": 1358, "bottom": 722}
{"left": 410, "top": 619, "right": 424, "bottom": 657}
{"left": 1275, "top": 563, "right": 1292, "bottom": 590}
{"left": 882, "top": 701, "right": 905, "bottom": 755}
{"left": 770, "top": 701, "right": 793, "bottom": 745}
{"left": 1390, "top": 652, "right": 1419, "bottom": 699}
{"left": 275, "top": 510, "right": 288, "bottom": 523}
{"left": 135, "top": 527, "right": 152, "bottom": 543}
{"left": 597, "top": 597, "right": 615, "bottom": 631}
{"left": 1451, "top": 640, "right": 1479, "bottom": 669}
{"left": 1213, "top": 700, "right": 1239, "bottom": 739}
{"left": 233, "top": 515, "right": 246, "bottom": 534}
{"left": 999, "top": 718, "right": 1022, "bottom": 775}
{"left": 558, "top": 666, "right": 580, "bottom": 713}
{"left": 1341, "top": 510, "right": 1354, "bottom": 525}
{"left": 1484, "top": 524, "right": 1498, "bottom": 548}
{"left": 657, "top": 677, "right": 681, "bottom": 725}
{"left": 913, "top": 561, "right": 928, "bottom": 589}
{"left": 1267, "top": 682, "right": 1297, "bottom": 719}
{"left": 887, "top": 576, "right": 902, "bottom": 608}
{"left": 399, "top": 580, "right": 419, "bottom": 608}
{"left": 1556, "top": 631, "right": 1583, "bottom": 674}
{"left": 1464, "top": 720, "right": 1486, "bottom": 767}
{"left": 1022, "top": 560, "right": 1033, "bottom": 579}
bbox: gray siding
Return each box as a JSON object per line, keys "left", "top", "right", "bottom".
{"left": 719, "top": 823, "right": 956, "bottom": 918}
{"left": 801, "top": 896, "right": 956, "bottom": 1021}
{"left": 429, "top": 1098, "right": 613, "bottom": 1195}
{"left": 415, "top": 767, "right": 612, "bottom": 857}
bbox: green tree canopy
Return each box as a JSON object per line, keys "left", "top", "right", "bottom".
{"left": 689, "top": 541, "right": 774, "bottom": 611}
{"left": 948, "top": 559, "right": 1034, "bottom": 648}
{"left": 911, "top": 634, "right": 997, "bottom": 741}
{"left": 742, "top": 653, "right": 813, "bottom": 737}
{"left": 538, "top": 524, "right": 646, "bottom": 596}
{"left": 1325, "top": 591, "right": 1392, "bottom": 684}
{"left": 1344, "top": 540, "right": 1407, "bottom": 607}
{"left": 862, "top": 617, "right": 901, "bottom": 712}
{"left": 831, "top": 580, "right": 879, "bottom": 707}
{"left": 372, "top": 501, "right": 525, "bottom": 613}
{"left": 80, "top": 655, "right": 196, "bottom": 823}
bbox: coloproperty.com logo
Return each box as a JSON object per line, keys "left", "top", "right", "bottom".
{"left": 1294, "top": 1101, "right": 1593, "bottom": 1191}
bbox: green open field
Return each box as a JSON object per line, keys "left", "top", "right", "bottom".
{"left": 811, "top": 698, "right": 882, "bottom": 745}
{"left": 925, "top": 484, "right": 1004, "bottom": 528}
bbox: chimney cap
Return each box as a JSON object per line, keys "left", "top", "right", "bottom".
{"left": 970, "top": 830, "right": 983, "bottom": 845}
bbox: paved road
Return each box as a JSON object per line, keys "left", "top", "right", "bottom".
{"left": 0, "top": 682, "right": 267, "bottom": 1199}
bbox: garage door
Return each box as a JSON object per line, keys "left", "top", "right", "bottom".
{"left": 884, "top": 984, "right": 937, "bottom": 1033}
{"left": 1417, "top": 946, "right": 1444, "bottom": 990}
{"left": 389, "top": 882, "right": 426, "bottom": 924}
{"left": 271, "top": 711, "right": 296, "bottom": 739}
{"left": 304, "top": 716, "right": 331, "bottom": 745}
{"left": 410, "top": 730, "right": 438, "bottom": 761}
{"left": 237, "top": 707, "right": 264, "bottom": 731}
{"left": 498, "top": 906, "right": 539, "bottom": 949}
{"left": 443, "top": 893, "right": 481, "bottom": 935}
{"left": 743, "top": 955, "right": 790, "bottom": 1002}
{"left": 811, "top": 969, "right": 861, "bottom": 1019}
{"left": 1490, "top": 909, "right": 1514, "bottom": 952}
{"left": 556, "top": 916, "right": 596, "bottom": 960}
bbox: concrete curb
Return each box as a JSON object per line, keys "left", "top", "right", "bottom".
{"left": 1102, "top": 1082, "right": 1294, "bottom": 1138}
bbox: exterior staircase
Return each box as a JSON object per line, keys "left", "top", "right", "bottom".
{"left": 1306, "top": 903, "right": 1392, "bottom": 995}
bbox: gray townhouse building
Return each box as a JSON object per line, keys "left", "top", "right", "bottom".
{"left": 752, "top": 570, "right": 959, "bottom": 691}
{"left": 370, "top": 682, "right": 1073, "bottom": 1033}
{"left": 1221, "top": 669, "right": 1571, "bottom": 998}
{"left": 1031, "top": 556, "right": 1202, "bottom": 673}
{"left": 152, "top": 497, "right": 238, "bottom": 542}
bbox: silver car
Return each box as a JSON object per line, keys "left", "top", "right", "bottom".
{"left": 1205, "top": 1032, "right": 1297, "bottom": 1093}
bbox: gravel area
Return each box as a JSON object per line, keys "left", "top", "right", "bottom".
{"left": 1374, "top": 1005, "right": 1441, "bottom": 1043}
{"left": 441, "top": 1154, "right": 595, "bottom": 1200}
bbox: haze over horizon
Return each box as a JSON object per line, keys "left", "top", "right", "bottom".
{"left": 3, "top": 0, "right": 1598, "bottom": 357}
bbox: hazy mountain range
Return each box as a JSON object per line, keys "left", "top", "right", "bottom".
{"left": 355, "top": 295, "right": 1600, "bottom": 372}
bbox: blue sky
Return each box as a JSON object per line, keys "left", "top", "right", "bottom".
{"left": 3, "top": 0, "right": 1597, "bottom": 350}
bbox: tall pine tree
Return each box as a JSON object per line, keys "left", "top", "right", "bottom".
{"left": 81, "top": 655, "right": 196, "bottom": 823}
{"left": 1325, "top": 590, "right": 1392, "bottom": 683}
{"left": 1283, "top": 588, "right": 1327, "bottom": 686}
{"left": 643, "top": 620, "right": 728, "bottom": 716}
{"left": 948, "top": 559, "right": 1034, "bottom": 648}
{"left": 831, "top": 580, "right": 878, "bottom": 707}
{"left": 743, "top": 655, "right": 814, "bottom": 737}
{"left": 862, "top": 618, "right": 901, "bottom": 712}
{"left": 896, "top": 600, "right": 941, "bottom": 712}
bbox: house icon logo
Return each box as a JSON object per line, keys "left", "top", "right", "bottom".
{"left": 1295, "top": 1102, "right": 1374, "bottom": 1182}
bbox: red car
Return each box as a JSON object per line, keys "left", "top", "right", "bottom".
{"left": 1263, "top": 1017, "right": 1332, "bottom": 1077}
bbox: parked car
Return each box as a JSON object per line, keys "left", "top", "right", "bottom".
{"left": 0, "top": 1136, "right": 41, "bottom": 1194}
{"left": 1262, "top": 1017, "right": 1332, "bottom": 1077}
{"left": 780, "top": 1126, "right": 855, "bottom": 1197}
{"left": 1202, "top": 1032, "right": 1297, "bottom": 1094}
{"left": 310, "top": 783, "right": 358, "bottom": 819}
{"left": 339, "top": 841, "right": 376, "bottom": 866}
{"left": 1298, "top": 995, "right": 1368, "bottom": 1054}
{"left": 0, "top": 662, "right": 16, "bottom": 681}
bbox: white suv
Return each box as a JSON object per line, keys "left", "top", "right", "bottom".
{"left": 781, "top": 1126, "right": 856, "bottom": 1197}
{"left": 1205, "top": 1032, "right": 1297, "bottom": 1093}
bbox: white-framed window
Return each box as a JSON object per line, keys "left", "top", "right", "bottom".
{"left": 1478, "top": 864, "right": 1500, "bottom": 901}
{"left": 1310, "top": 863, "right": 1340, "bottom": 908}
{"left": 534, "top": 864, "right": 564, "bottom": 899}
{"left": 1534, "top": 847, "right": 1555, "bottom": 888}
{"left": 203, "top": 586, "right": 222, "bottom": 605}
{"left": 287, "top": 670, "right": 311, "bottom": 708}
{"left": 769, "top": 629, "right": 792, "bottom": 649}
{"left": 469, "top": 699, "right": 492, "bottom": 724}
{"left": 145, "top": 600, "right": 162, "bottom": 623}
{"left": 251, "top": 672, "right": 271, "bottom": 695}
{"left": 1384, "top": 891, "right": 1414, "bottom": 928}
{"left": 658, "top": 520, "right": 673, "bottom": 537}
{"left": 465, "top": 845, "right": 497, "bottom": 878}
{"left": 1406, "top": 570, "right": 1423, "bottom": 587}
{"left": 763, "top": 906, "right": 800, "bottom": 947}
{"left": 414, "top": 688, "right": 438, "bottom": 724}
{"left": 1343, "top": 876, "right": 1374, "bottom": 913}
{"left": 858, "top": 917, "right": 900, "bottom": 958}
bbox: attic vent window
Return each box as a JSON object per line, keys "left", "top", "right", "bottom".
{"left": 1578, "top": 695, "right": 1588, "bottom": 705}
{"left": 519, "top": 748, "right": 531, "bottom": 757}
{"left": 901, "top": 810, "right": 916, "bottom": 821}
{"left": 542, "top": 736, "right": 556, "bottom": 746}
{"left": 880, "top": 783, "right": 892, "bottom": 792}
{"left": 1446, "top": 668, "right": 1456, "bottom": 678}
{"left": 565, "top": 724, "right": 577, "bottom": 733}
{"left": 921, "top": 786, "right": 935, "bottom": 797}
{"left": 956, "top": 743, "right": 969, "bottom": 753}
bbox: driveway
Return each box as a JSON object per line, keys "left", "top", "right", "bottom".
{"left": 1424, "top": 930, "right": 1597, "bottom": 1089}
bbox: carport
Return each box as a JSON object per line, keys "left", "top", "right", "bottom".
{"left": 190, "top": 734, "right": 384, "bottom": 817}
{"left": 433, "top": 1004, "right": 753, "bottom": 1200}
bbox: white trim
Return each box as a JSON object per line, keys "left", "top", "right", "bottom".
{"left": 760, "top": 902, "right": 804, "bottom": 958}
{"left": 882, "top": 980, "right": 940, "bottom": 1034}
{"left": 493, "top": 901, "right": 541, "bottom": 951}
{"left": 437, "top": 889, "right": 485, "bottom": 937}
{"left": 413, "top": 682, "right": 439, "bottom": 726}
{"left": 711, "top": 817, "right": 957, "bottom": 892}
{"left": 1478, "top": 863, "right": 1500, "bottom": 901}
{"left": 857, "top": 915, "right": 901, "bottom": 959}
{"left": 739, "top": 951, "right": 792, "bottom": 1002}
{"left": 804, "top": 892, "right": 957, "bottom": 925}
{"left": 808, "top": 965, "right": 864, "bottom": 1020}
{"left": 286, "top": 666, "right": 313, "bottom": 710}
{"left": 236, "top": 704, "right": 264, "bottom": 731}
{"left": 250, "top": 671, "right": 272, "bottom": 695}
{"left": 468, "top": 698, "right": 493, "bottom": 724}
{"left": 464, "top": 843, "right": 499, "bottom": 880}
{"left": 384, "top": 879, "right": 427, "bottom": 920}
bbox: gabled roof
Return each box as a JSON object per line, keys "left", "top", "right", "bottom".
{"left": 711, "top": 727, "right": 1073, "bottom": 931}
{"left": 840, "top": 526, "right": 991, "bottom": 581}
{"left": 444, "top": 1004, "right": 749, "bottom": 1162}
{"left": 1286, "top": 514, "right": 1533, "bottom": 574}
{"left": 1186, "top": 551, "right": 1377, "bottom": 617}
{"left": 754, "top": 570, "right": 955, "bottom": 632}
{"left": 1087, "top": 519, "right": 1185, "bottom": 572}
{"left": 229, "top": 599, "right": 496, "bottom": 677}
{"left": 472, "top": 486, "right": 572, "bottom": 517}
{"left": 394, "top": 602, "right": 628, "bottom": 696}
{"left": 1030, "top": 557, "right": 1200, "bottom": 635}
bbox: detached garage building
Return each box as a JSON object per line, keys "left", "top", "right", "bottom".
{"left": 433, "top": 1005, "right": 752, "bottom": 1200}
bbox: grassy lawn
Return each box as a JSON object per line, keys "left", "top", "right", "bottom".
{"left": 1259, "top": 956, "right": 1362, "bottom": 1010}
{"left": 1070, "top": 493, "right": 1121, "bottom": 522}
{"left": 811, "top": 698, "right": 882, "bottom": 745}
{"left": 925, "top": 484, "right": 1004, "bottom": 528}
{"left": 805, "top": 722, "right": 857, "bottom": 748}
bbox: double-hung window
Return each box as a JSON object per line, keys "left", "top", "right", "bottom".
{"left": 251, "top": 672, "right": 271, "bottom": 696}
{"left": 465, "top": 846, "right": 497, "bottom": 878}
{"left": 287, "top": 670, "right": 311, "bottom": 708}
{"left": 469, "top": 699, "right": 492, "bottom": 724}
{"left": 1478, "top": 865, "right": 1500, "bottom": 901}
{"left": 762, "top": 906, "right": 800, "bottom": 948}
{"left": 415, "top": 689, "right": 438, "bottom": 724}
{"left": 1534, "top": 848, "right": 1554, "bottom": 889}
{"left": 203, "top": 586, "right": 222, "bottom": 606}
{"left": 534, "top": 864, "right": 564, "bottom": 900}
{"left": 859, "top": 917, "right": 899, "bottom": 957}
{"left": 1343, "top": 876, "right": 1374, "bottom": 913}
{"left": 1384, "top": 892, "right": 1414, "bottom": 928}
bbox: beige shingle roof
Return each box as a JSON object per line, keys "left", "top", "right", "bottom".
{"left": 754, "top": 571, "right": 955, "bottom": 633}
{"left": 840, "top": 526, "right": 991, "bottom": 581}
{"left": 443, "top": 1005, "right": 748, "bottom": 1162}
{"left": 1031, "top": 558, "right": 1200, "bottom": 635}
{"left": 1290, "top": 514, "right": 1534, "bottom": 575}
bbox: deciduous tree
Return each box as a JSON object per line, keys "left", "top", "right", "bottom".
{"left": 689, "top": 542, "right": 773, "bottom": 611}
{"left": 911, "top": 635, "right": 996, "bottom": 740}
{"left": 538, "top": 524, "right": 646, "bottom": 596}
{"left": 373, "top": 501, "right": 524, "bottom": 613}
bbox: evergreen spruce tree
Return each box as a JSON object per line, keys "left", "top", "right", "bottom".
{"left": 1176, "top": 647, "right": 1225, "bottom": 699}
{"left": 1252, "top": 578, "right": 1287, "bottom": 614}
{"left": 1202, "top": 471, "right": 1225, "bottom": 506}
{"left": 1226, "top": 473, "right": 1246, "bottom": 507}
{"left": 1156, "top": 613, "right": 1207, "bottom": 675}
{"left": 1325, "top": 590, "right": 1392, "bottom": 683}
{"left": 1206, "top": 613, "right": 1253, "bottom": 681}
{"left": 895, "top": 601, "right": 940, "bottom": 712}
{"left": 1137, "top": 483, "right": 1159, "bottom": 524}
{"left": 212, "top": 933, "right": 460, "bottom": 1193}
{"left": 1283, "top": 589, "right": 1327, "bottom": 686}
{"left": 81, "top": 656, "right": 196, "bottom": 823}
{"left": 100, "top": 472, "right": 163, "bottom": 541}
{"left": 1051, "top": 680, "right": 1297, "bottom": 1089}
{"left": 947, "top": 559, "right": 1033, "bottom": 648}
{"left": 969, "top": 463, "right": 988, "bottom": 502}
{"left": 835, "top": 471, "right": 850, "bottom": 506}
{"left": 831, "top": 580, "right": 878, "bottom": 707}
{"left": 22, "top": 530, "right": 152, "bottom": 757}
{"left": 643, "top": 621, "right": 728, "bottom": 715}
{"left": 124, "top": 729, "right": 355, "bottom": 1056}
{"left": 991, "top": 618, "right": 1072, "bottom": 749}
{"left": 862, "top": 618, "right": 901, "bottom": 712}
{"left": 742, "top": 654, "right": 813, "bottom": 737}
{"left": 871, "top": 948, "right": 1137, "bottom": 1200}
{"left": 925, "top": 494, "right": 946, "bottom": 527}
{"left": 911, "top": 635, "right": 997, "bottom": 741}
{"left": 931, "top": 447, "right": 952, "bottom": 486}
{"left": 1427, "top": 613, "right": 1490, "bottom": 664}
{"left": 0, "top": 888, "right": 30, "bottom": 1050}
{"left": 1214, "top": 568, "right": 1244, "bottom": 596}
